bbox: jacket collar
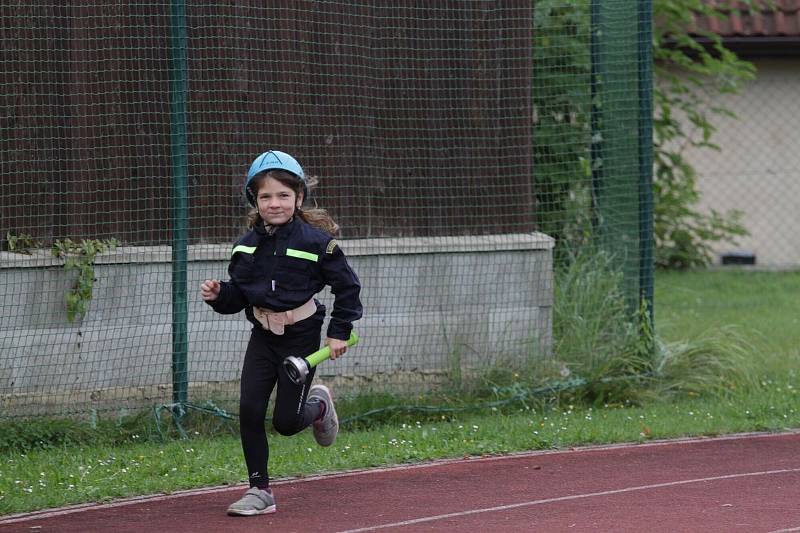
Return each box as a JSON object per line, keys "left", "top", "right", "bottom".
{"left": 254, "top": 215, "right": 299, "bottom": 239}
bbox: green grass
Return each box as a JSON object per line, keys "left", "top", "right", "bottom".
{"left": 2, "top": 270, "right": 800, "bottom": 516}
{"left": 655, "top": 270, "right": 800, "bottom": 376}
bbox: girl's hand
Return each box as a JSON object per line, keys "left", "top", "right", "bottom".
{"left": 201, "top": 279, "right": 221, "bottom": 301}
{"left": 326, "top": 337, "right": 348, "bottom": 360}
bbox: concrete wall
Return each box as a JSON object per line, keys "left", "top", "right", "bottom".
{"left": 0, "top": 233, "right": 554, "bottom": 413}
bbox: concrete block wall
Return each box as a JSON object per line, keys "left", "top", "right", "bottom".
{"left": 0, "top": 233, "right": 554, "bottom": 413}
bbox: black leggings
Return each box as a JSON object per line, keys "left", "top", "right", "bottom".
{"left": 239, "top": 321, "right": 324, "bottom": 489}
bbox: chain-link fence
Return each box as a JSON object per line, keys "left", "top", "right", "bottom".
{"left": 691, "top": 57, "right": 800, "bottom": 269}
{"left": 658, "top": 1, "right": 800, "bottom": 270}
{"left": 2, "top": 1, "right": 654, "bottom": 419}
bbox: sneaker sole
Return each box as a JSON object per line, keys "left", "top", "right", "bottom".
{"left": 227, "top": 504, "right": 277, "bottom": 516}
{"left": 310, "top": 385, "right": 338, "bottom": 447}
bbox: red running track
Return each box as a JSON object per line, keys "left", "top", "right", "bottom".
{"left": 2, "top": 431, "right": 800, "bottom": 532}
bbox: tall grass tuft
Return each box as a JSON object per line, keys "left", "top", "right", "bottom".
{"left": 553, "top": 250, "right": 651, "bottom": 403}
{"left": 552, "top": 250, "right": 756, "bottom": 404}
{"left": 651, "top": 326, "right": 758, "bottom": 398}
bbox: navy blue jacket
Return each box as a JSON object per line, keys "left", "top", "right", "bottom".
{"left": 207, "top": 217, "right": 362, "bottom": 340}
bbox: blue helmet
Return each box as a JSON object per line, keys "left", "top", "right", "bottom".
{"left": 244, "top": 150, "right": 306, "bottom": 207}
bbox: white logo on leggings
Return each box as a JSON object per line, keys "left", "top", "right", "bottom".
{"left": 297, "top": 384, "right": 306, "bottom": 414}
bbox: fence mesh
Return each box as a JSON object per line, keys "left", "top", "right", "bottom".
{"left": 0, "top": 1, "right": 655, "bottom": 419}
{"left": 689, "top": 61, "right": 800, "bottom": 269}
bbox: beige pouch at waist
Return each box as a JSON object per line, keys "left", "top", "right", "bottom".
{"left": 253, "top": 298, "right": 317, "bottom": 335}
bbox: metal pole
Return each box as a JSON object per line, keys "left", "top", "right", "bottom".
{"left": 590, "top": 0, "right": 604, "bottom": 237}
{"left": 637, "top": 0, "right": 655, "bottom": 324}
{"left": 169, "top": 0, "right": 189, "bottom": 406}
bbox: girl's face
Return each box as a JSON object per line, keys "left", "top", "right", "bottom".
{"left": 255, "top": 176, "right": 303, "bottom": 226}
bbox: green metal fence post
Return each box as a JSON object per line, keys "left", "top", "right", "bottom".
{"left": 590, "top": 0, "right": 604, "bottom": 235}
{"left": 169, "top": 0, "right": 189, "bottom": 407}
{"left": 638, "top": 0, "right": 655, "bottom": 324}
{"left": 591, "top": 0, "right": 648, "bottom": 314}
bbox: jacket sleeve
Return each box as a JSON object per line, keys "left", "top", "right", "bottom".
{"left": 205, "top": 279, "right": 248, "bottom": 315}
{"left": 320, "top": 242, "right": 362, "bottom": 340}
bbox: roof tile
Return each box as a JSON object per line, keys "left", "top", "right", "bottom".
{"left": 695, "top": 0, "right": 800, "bottom": 37}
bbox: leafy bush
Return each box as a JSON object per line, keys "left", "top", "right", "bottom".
{"left": 652, "top": 0, "right": 754, "bottom": 268}
{"left": 533, "top": 0, "right": 753, "bottom": 270}
{"left": 532, "top": 0, "right": 593, "bottom": 261}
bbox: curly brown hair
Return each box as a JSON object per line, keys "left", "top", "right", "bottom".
{"left": 246, "top": 170, "right": 339, "bottom": 236}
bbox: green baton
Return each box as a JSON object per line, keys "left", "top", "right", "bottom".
{"left": 283, "top": 332, "right": 360, "bottom": 385}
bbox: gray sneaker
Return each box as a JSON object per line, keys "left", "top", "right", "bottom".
{"left": 309, "top": 384, "right": 338, "bottom": 447}
{"left": 226, "top": 487, "right": 276, "bottom": 516}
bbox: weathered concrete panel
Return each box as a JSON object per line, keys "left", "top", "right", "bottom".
{"left": 1, "top": 233, "right": 554, "bottom": 411}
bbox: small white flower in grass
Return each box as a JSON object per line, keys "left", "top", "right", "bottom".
{"left": 307, "top": 448, "right": 312, "bottom": 453}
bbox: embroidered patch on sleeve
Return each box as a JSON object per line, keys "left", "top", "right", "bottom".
{"left": 326, "top": 239, "right": 339, "bottom": 254}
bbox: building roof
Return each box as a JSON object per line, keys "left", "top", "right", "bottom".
{"left": 695, "top": 0, "right": 800, "bottom": 38}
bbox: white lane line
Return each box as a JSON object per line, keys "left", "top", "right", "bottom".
{"left": 337, "top": 467, "right": 800, "bottom": 533}
{"left": 770, "top": 528, "right": 800, "bottom": 532}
